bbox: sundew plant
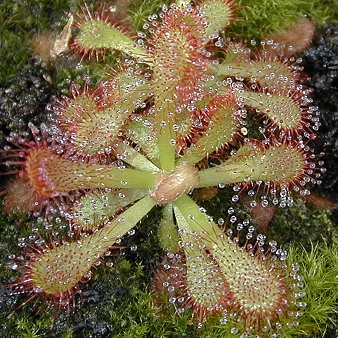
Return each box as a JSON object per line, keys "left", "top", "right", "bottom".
{"left": 0, "top": 0, "right": 331, "bottom": 337}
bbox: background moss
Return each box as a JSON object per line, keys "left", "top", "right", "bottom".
{"left": 1, "top": 192, "right": 337, "bottom": 337}
{"left": 0, "top": 0, "right": 74, "bottom": 86}
{"left": 1, "top": 0, "right": 338, "bottom": 85}
{"left": 228, "top": 0, "right": 338, "bottom": 40}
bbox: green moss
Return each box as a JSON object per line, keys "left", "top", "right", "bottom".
{"left": 1, "top": 0, "right": 337, "bottom": 85}
{"left": 228, "top": 0, "right": 338, "bottom": 40}
{"left": 0, "top": 0, "right": 130, "bottom": 88}
{"left": 2, "top": 244, "right": 336, "bottom": 337}
{"left": 283, "top": 242, "right": 338, "bottom": 337}
{"left": 0, "top": 0, "right": 72, "bottom": 86}
{"left": 0, "top": 189, "right": 336, "bottom": 337}
{"left": 13, "top": 314, "right": 54, "bottom": 338}
{"left": 2, "top": 0, "right": 336, "bottom": 87}
{"left": 0, "top": 196, "right": 337, "bottom": 337}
